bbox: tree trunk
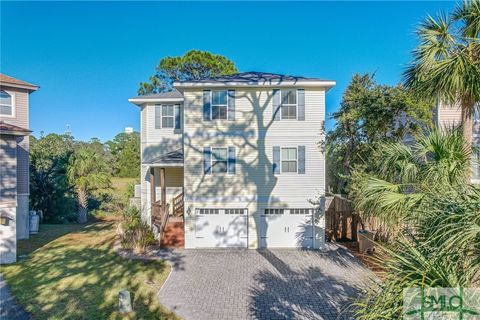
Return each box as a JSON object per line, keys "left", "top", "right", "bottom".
{"left": 77, "top": 188, "right": 88, "bottom": 224}
{"left": 461, "top": 100, "right": 474, "bottom": 148}
{"left": 461, "top": 99, "right": 475, "bottom": 180}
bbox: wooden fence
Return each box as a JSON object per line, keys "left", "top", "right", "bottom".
{"left": 325, "top": 195, "right": 390, "bottom": 242}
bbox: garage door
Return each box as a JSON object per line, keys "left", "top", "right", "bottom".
{"left": 260, "top": 208, "right": 314, "bottom": 248}
{"left": 195, "top": 208, "right": 248, "bottom": 248}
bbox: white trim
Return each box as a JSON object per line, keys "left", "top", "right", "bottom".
{"left": 142, "top": 163, "right": 183, "bottom": 168}
{"left": 280, "top": 146, "right": 298, "bottom": 174}
{"left": 0, "top": 90, "right": 15, "bottom": 118}
{"left": 174, "top": 80, "right": 336, "bottom": 88}
{"left": 0, "top": 82, "right": 38, "bottom": 91}
{"left": 129, "top": 97, "right": 184, "bottom": 105}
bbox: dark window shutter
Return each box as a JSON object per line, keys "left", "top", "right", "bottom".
{"left": 203, "top": 91, "right": 211, "bottom": 121}
{"left": 228, "top": 90, "right": 235, "bottom": 121}
{"left": 174, "top": 105, "right": 181, "bottom": 129}
{"left": 297, "top": 89, "right": 305, "bottom": 121}
{"left": 228, "top": 146, "right": 236, "bottom": 174}
{"left": 204, "top": 147, "right": 212, "bottom": 174}
{"left": 273, "top": 146, "right": 280, "bottom": 174}
{"left": 155, "top": 105, "right": 161, "bottom": 129}
{"left": 272, "top": 89, "right": 281, "bottom": 121}
{"left": 298, "top": 146, "right": 306, "bottom": 174}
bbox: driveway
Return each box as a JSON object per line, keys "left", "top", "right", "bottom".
{"left": 156, "top": 244, "right": 375, "bottom": 320}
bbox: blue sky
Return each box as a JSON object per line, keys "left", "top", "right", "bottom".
{"left": 1, "top": 1, "right": 453, "bottom": 141}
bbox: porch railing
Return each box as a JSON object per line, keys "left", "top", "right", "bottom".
{"left": 172, "top": 192, "right": 184, "bottom": 217}
{"left": 152, "top": 201, "right": 169, "bottom": 237}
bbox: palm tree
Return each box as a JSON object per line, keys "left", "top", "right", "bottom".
{"left": 67, "top": 146, "right": 111, "bottom": 223}
{"left": 404, "top": 0, "right": 480, "bottom": 148}
{"left": 351, "top": 127, "right": 472, "bottom": 227}
{"left": 349, "top": 129, "right": 480, "bottom": 319}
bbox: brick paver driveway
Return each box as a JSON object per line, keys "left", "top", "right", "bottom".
{"left": 156, "top": 244, "right": 375, "bottom": 320}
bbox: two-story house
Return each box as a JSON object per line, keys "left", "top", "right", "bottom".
{"left": 0, "top": 74, "right": 38, "bottom": 263}
{"left": 434, "top": 101, "right": 480, "bottom": 183}
{"left": 130, "top": 72, "right": 335, "bottom": 249}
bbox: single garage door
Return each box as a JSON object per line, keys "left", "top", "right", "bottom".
{"left": 260, "top": 208, "right": 314, "bottom": 248}
{"left": 195, "top": 208, "right": 248, "bottom": 248}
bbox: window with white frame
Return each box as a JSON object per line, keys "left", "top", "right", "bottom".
{"left": 281, "top": 89, "right": 297, "bottom": 119}
{"left": 162, "top": 105, "right": 174, "bottom": 128}
{"left": 0, "top": 90, "right": 13, "bottom": 116}
{"left": 212, "top": 147, "right": 228, "bottom": 173}
{"left": 212, "top": 90, "right": 228, "bottom": 120}
{"left": 281, "top": 147, "right": 297, "bottom": 173}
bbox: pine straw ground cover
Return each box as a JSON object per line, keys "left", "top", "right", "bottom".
{"left": 1, "top": 219, "right": 178, "bottom": 320}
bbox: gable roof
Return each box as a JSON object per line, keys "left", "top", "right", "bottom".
{"left": 128, "top": 89, "right": 184, "bottom": 105}
{"left": 174, "top": 71, "right": 336, "bottom": 88}
{"left": 0, "top": 121, "right": 31, "bottom": 136}
{"left": 0, "top": 74, "right": 39, "bottom": 91}
{"left": 143, "top": 148, "right": 183, "bottom": 165}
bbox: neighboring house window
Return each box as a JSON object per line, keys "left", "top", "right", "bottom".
{"left": 162, "top": 105, "right": 174, "bottom": 128}
{"left": 281, "top": 89, "right": 297, "bottom": 120}
{"left": 212, "top": 90, "right": 228, "bottom": 120}
{"left": 212, "top": 147, "right": 228, "bottom": 173}
{"left": 281, "top": 147, "right": 297, "bottom": 173}
{"left": 473, "top": 150, "right": 480, "bottom": 181}
{"left": 0, "top": 90, "right": 13, "bottom": 116}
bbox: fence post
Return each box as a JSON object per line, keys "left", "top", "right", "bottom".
{"left": 352, "top": 214, "right": 358, "bottom": 241}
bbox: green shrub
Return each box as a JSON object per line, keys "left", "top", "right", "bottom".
{"left": 120, "top": 206, "right": 156, "bottom": 253}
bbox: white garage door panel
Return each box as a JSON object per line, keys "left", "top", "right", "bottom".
{"left": 260, "top": 209, "right": 314, "bottom": 248}
{"left": 195, "top": 209, "right": 248, "bottom": 248}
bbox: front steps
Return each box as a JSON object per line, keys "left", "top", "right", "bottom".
{"left": 160, "top": 216, "right": 184, "bottom": 248}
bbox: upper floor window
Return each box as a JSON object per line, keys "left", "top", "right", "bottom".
{"left": 0, "top": 90, "right": 13, "bottom": 117}
{"left": 281, "top": 147, "right": 297, "bottom": 172}
{"left": 281, "top": 89, "right": 297, "bottom": 120}
{"left": 155, "top": 104, "right": 181, "bottom": 129}
{"left": 212, "top": 90, "right": 228, "bottom": 120}
{"left": 162, "top": 105, "right": 174, "bottom": 128}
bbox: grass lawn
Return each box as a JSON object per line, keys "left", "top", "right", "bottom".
{"left": 112, "top": 177, "right": 138, "bottom": 195}
{"left": 2, "top": 220, "right": 178, "bottom": 320}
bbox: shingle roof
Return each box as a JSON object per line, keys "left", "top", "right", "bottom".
{"left": 175, "top": 71, "right": 334, "bottom": 86}
{"left": 0, "top": 121, "right": 31, "bottom": 136}
{"left": 0, "top": 74, "right": 38, "bottom": 91}
{"left": 143, "top": 148, "right": 183, "bottom": 165}
{"left": 129, "top": 89, "right": 184, "bottom": 101}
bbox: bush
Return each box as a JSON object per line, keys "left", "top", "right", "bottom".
{"left": 119, "top": 206, "right": 155, "bottom": 254}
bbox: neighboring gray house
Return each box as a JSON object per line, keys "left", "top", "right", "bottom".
{"left": 0, "top": 74, "right": 38, "bottom": 264}
{"left": 130, "top": 72, "right": 335, "bottom": 249}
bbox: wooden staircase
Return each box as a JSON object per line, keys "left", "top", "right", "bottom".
{"left": 152, "top": 192, "right": 184, "bottom": 248}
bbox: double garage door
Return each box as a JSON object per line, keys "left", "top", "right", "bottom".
{"left": 195, "top": 208, "right": 314, "bottom": 248}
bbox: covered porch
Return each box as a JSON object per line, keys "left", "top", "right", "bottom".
{"left": 143, "top": 149, "right": 185, "bottom": 247}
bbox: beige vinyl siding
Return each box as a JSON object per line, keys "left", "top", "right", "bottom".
{"left": 140, "top": 103, "right": 183, "bottom": 223}
{"left": 436, "top": 101, "right": 462, "bottom": 128}
{"left": 141, "top": 104, "right": 182, "bottom": 161}
{"left": 182, "top": 87, "right": 326, "bottom": 248}
{"left": 0, "top": 136, "right": 17, "bottom": 207}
